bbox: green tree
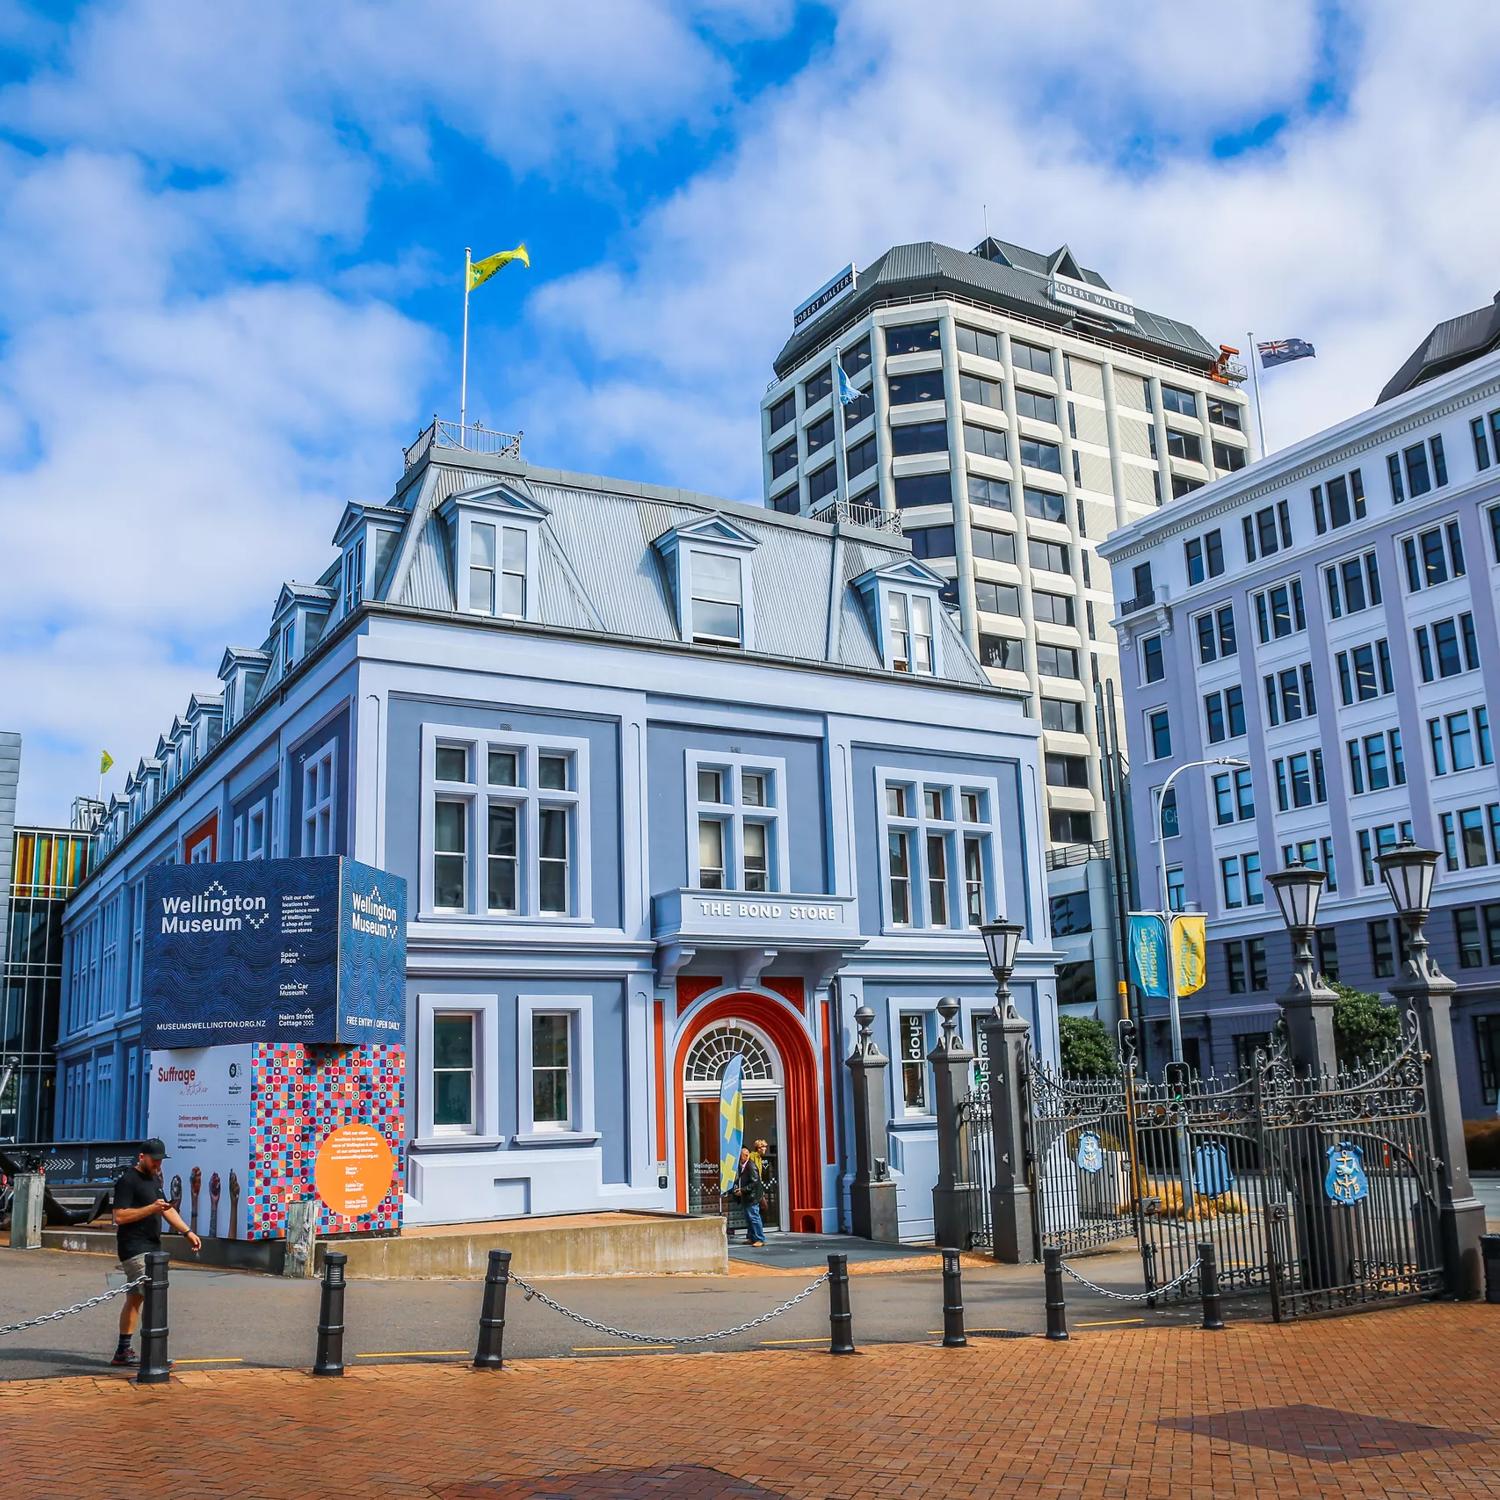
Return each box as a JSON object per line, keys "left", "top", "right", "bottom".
{"left": 1058, "top": 1014, "right": 1117, "bottom": 1077}
{"left": 1328, "top": 979, "right": 1401, "bottom": 1064}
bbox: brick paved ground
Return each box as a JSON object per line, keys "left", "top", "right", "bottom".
{"left": 3, "top": 1303, "right": 1496, "bottom": 1498}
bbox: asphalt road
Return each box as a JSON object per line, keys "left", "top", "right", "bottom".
{"left": 0, "top": 1244, "right": 1222, "bottom": 1382}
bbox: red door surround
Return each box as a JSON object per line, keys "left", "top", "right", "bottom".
{"left": 671, "top": 982, "right": 822, "bottom": 1234}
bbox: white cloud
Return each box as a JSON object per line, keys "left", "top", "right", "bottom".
{"left": 517, "top": 0, "right": 1500, "bottom": 499}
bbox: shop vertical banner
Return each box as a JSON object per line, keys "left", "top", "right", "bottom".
{"left": 1128, "top": 914, "right": 1168, "bottom": 998}
{"left": 719, "top": 1054, "right": 745, "bottom": 1195}
{"left": 1172, "top": 914, "right": 1207, "bottom": 996}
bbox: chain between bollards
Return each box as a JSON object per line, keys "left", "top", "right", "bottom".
{"left": 1198, "top": 1239, "right": 1225, "bottom": 1331}
{"left": 827, "top": 1252, "right": 854, "bottom": 1354}
{"left": 1043, "top": 1246, "right": 1069, "bottom": 1341}
{"left": 136, "top": 1250, "right": 171, "bottom": 1385}
{"left": 941, "top": 1248, "right": 966, "bottom": 1347}
{"left": 313, "top": 1251, "right": 347, "bottom": 1377}
{"left": 474, "top": 1248, "right": 511, "bottom": 1369}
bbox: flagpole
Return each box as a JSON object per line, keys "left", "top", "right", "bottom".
{"left": 1247, "top": 330, "right": 1268, "bottom": 460}
{"left": 460, "top": 247, "right": 472, "bottom": 434}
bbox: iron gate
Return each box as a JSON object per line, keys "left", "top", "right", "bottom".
{"left": 1019, "top": 1013, "right": 1445, "bottom": 1320}
{"left": 958, "top": 1082, "right": 994, "bottom": 1250}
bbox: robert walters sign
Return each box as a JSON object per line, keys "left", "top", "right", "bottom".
{"left": 142, "top": 857, "right": 407, "bottom": 1048}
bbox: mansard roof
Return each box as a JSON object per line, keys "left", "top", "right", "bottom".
{"left": 382, "top": 442, "right": 992, "bottom": 689}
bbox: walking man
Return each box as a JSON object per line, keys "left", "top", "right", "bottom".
{"left": 110, "top": 1138, "right": 200, "bottom": 1366}
{"left": 735, "top": 1145, "right": 767, "bottom": 1247}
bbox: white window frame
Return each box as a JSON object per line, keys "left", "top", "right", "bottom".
{"left": 895, "top": 1008, "right": 934, "bottom": 1118}
{"left": 875, "top": 768, "right": 1000, "bottom": 934}
{"left": 884, "top": 587, "right": 937, "bottom": 675}
{"left": 686, "top": 545, "right": 751, "bottom": 648}
{"left": 281, "top": 614, "right": 296, "bottom": 671}
{"left": 684, "top": 751, "right": 787, "bottom": 893}
{"left": 300, "top": 744, "right": 336, "bottom": 857}
{"left": 419, "top": 724, "right": 593, "bottom": 923}
{"left": 342, "top": 533, "right": 366, "bottom": 615}
{"left": 415, "top": 994, "right": 502, "bottom": 1148}
{"left": 515, "top": 995, "right": 598, "bottom": 1144}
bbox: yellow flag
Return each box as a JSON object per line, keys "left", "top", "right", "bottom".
{"left": 100, "top": 750, "right": 114, "bottom": 775}
{"left": 1172, "top": 914, "right": 1207, "bottom": 996}
{"left": 468, "top": 243, "right": 530, "bottom": 292}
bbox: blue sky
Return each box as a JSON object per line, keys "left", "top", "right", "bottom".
{"left": 1, "top": 0, "right": 1498, "bottom": 822}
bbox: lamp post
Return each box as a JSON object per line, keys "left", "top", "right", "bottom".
{"left": 1377, "top": 841, "right": 1486, "bottom": 1298}
{"left": 979, "top": 916, "right": 1024, "bottom": 1022}
{"left": 1150, "top": 756, "right": 1250, "bottom": 1066}
{"left": 978, "top": 914, "right": 1036, "bottom": 1263}
{"left": 1266, "top": 858, "right": 1336, "bottom": 1074}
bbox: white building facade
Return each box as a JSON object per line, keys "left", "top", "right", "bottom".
{"left": 761, "top": 238, "right": 1251, "bottom": 1022}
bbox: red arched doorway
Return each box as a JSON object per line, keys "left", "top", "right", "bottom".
{"left": 672, "top": 990, "right": 822, "bottom": 1234}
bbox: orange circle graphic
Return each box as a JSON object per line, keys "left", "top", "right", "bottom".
{"left": 313, "top": 1122, "right": 395, "bottom": 1218}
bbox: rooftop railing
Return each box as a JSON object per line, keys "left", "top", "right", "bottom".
{"left": 1045, "top": 838, "right": 1111, "bottom": 870}
{"left": 808, "top": 499, "right": 903, "bottom": 534}
{"left": 404, "top": 417, "right": 524, "bottom": 469}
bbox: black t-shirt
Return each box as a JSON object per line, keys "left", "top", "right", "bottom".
{"left": 114, "top": 1165, "right": 164, "bottom": 1263}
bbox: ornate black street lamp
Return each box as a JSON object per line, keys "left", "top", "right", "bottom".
{"left": 1377, "top": 839, "right": 1438, "bottom": 927}
{"left": 979, "top": 914, "right": 1024, "bottom": 1020}
{"left": 1266, "top": 858, "right": 1327, "bottom": 996}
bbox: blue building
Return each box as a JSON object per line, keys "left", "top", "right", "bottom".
{"left": 1100, "top": 308, "right": 1500, "bottom": 1115}
{"left": 57, "top": 425, "right": 1058, "bottom": 1238}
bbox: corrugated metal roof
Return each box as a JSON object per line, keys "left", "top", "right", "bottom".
{"left": 774, "top": 238, "right": 1219, "bottom": 375}
{"left": 377, "top": 452, "right": 997, "bottom": 690}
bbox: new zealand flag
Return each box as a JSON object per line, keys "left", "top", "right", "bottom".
{"left": 1257, "top": 337, "right": 1316, "bottom": 368}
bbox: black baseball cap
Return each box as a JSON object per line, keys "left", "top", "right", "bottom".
{"left": 141, "top": 1138, "right": 169, "bottom": 1159}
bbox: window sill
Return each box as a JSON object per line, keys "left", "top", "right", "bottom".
{"left": 511, "top": 1130, "right": 601, "bottom": 1148}
{"left": 411, "top": 1134, "right": 506, "bottom": 1153}
{"left": 889, "top": 1115, "right": 937, "bottom": 1130}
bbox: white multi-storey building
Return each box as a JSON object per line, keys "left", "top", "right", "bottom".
{"left": 761, "top": 238, "right": 1250, "bottom": 1018}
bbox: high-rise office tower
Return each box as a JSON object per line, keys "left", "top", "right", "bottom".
{"left": 761, "top": 239, "right": 1250, "bottom": 1018}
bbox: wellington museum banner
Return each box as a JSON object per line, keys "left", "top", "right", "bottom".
{"left": 141, "top": 856, "right": 406, "bottom": 1047}
{"left": 143, "top": 858, "right": 409, "bottom": 1242}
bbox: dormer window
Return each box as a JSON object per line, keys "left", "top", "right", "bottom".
{"left": 281, "top": 617, "right": 296, "bottom": 670}
{"left": 888, "top": 591, "right": 934, "bottom": 674}
{"left": 468, "top": 522, "right": 527, "bottom": 619}
{"left": 654, "top": 514, "right": 760, "bottom": 651}
{"left": 690, "top": 551, "right": 744, "bottom": 645}
{"left": 852, "top": 557, "right": 946, "bottom": 678}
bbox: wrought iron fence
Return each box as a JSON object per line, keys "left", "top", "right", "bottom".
{"left": 1018, "top": 1012, "right": 1445, "bottom": 1321}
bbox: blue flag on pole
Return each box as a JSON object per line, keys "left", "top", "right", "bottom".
{"left": 836, "top": 359, "right": 860, "bottom": 405}
{"left": 1128, "top": 914, "right": 1169, "bottom": 999}
{"left": 719, "top": 1054, "right": 745, "bottom": 1196}
{"left": 1257, "top": 337, "right": 1316, "bottom": 368}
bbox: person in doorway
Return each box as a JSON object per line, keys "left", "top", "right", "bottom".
{"left": 110, "top": 1139, "right": 200, "bottom": 1366}
{"left": 751, "top": 1138, "right": 774, "bottom": 1229}
{"left": 735, "top": 1146, "right": 767, "bottom": 1247}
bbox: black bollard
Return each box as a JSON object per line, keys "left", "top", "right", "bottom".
{"left": 941, "top": 1248, "right": 967, "bottom": 1348}
{"left": 1142, "top": 1241, "right": 1159, "bottom": 1310}
{"left": 313, "top": 1251, "right": 347, "bottom": 1377}
{"left": 136, "top": 1250, "right": 171, "bottom": 1386}
{"left": 1198, "top": 1240, "right": 1225, "bottom": 1330}
{"left": 474, "top": 1249, "right": 512, "bottom": 1369}
{"left": 1481, "top": 1235, "right": 1500, "bottom": 1305}
{"left": 1043, "top": 1247, "right": 1068, "bottom": 1341}
{"left": 827, "top": 1252, "right": 855, "bottom": 1355}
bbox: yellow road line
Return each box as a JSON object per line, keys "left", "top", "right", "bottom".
{"left": 925, "top": 1328, "right": 1029, "bottom": 1336}
{"left": 173, "top": 1356, "right": 244, "bottom": 1365}
{"left": 572, "top": 1344, "right": 675, "bottom": 1353}
{"left": 356, "top": 1349, "right": 468, "bottom": 1358}
{"left": 758, "top": 1336, "right": 829, "bottom": 1346}
{"left": 1077, "top": 1318, "right": 1145, "bottom": 1327}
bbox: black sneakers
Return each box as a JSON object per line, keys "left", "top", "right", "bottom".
{"left": 111, "top": 1346, "right": 138, "bottom": 1366}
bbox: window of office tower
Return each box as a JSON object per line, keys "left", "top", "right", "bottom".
{"left": 886, "top": 321, "right": 941, "bottom": 356}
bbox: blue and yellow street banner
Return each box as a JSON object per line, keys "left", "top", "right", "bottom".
{"left": 719, "top": 1053, "right": 745, "bottom": 1195}
{"left": 1172, "top": 913, "right": 1207, "bottom": 996}
{"left": 1128, "top": 913, "right": 1168, "bottom": 998}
